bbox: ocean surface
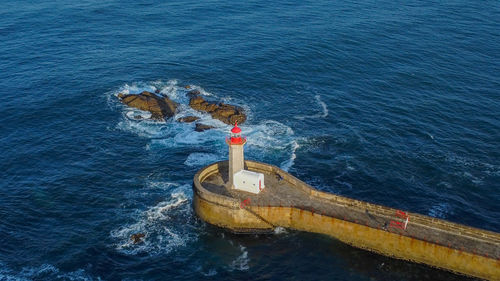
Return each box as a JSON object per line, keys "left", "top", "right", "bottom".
{"left": 1, "top": 1, "right": 499, "bottom": 280}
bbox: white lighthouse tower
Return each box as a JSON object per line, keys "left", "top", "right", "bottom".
{"left": 226, "top": 122, "right": 246, "bottom": 188}
{"left": 226, "top": 123, "right": 265, "bottom": 193}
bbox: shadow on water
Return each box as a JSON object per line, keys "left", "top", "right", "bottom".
{"left": 200, "top": 225, "right": 479, "bottom": 281}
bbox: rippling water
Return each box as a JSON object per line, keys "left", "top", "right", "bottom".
{"left": 1, "top": 1, "right": 499, "bottom": 280}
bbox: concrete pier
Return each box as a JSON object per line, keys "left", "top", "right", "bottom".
{"left": 193, "top": 160, "right": 500, "bottom": 280}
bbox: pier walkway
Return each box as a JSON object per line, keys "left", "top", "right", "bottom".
{"left": 193, "top": 160, "right": 500, "bottom": 280}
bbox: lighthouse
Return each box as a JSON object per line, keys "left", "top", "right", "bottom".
{"left": 226, "top": 123, "right": 265, "bottom": 193}
{"left": 226, "top": 122, "right": 246, "bottom": 188}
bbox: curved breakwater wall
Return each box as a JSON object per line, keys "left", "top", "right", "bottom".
{"left": 193, "top": 161, "right": 500, "bottom": 280}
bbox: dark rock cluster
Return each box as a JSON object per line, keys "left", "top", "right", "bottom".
{"left": 130, "top": 233, "right": 145, "bottom": 244}
{"left": 117, "top": 88, "right": 246, "bottom": 131}
{"left": 117, "top": 91, "right": 177, "bottom": 120}
{"left": 187, "top": 90, "right": 246, "bottom": 125}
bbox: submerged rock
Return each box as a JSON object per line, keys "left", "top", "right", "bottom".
{"left": 117, "top": 91, "right": 178, "bottom": 120}
{"left": 187, "top": 90, "right": 246, "bottom": 125}
{"left": 130, "top": 233, "right": 145, "bottom": 244}
{"left": 195, "top": 123, "right": 215, "bottom": 132}
{"left": 186, "top": 89, "right": 201, "bottom": 99}
{"left": 177, "top": 116, "right": 200, "bottom": 123}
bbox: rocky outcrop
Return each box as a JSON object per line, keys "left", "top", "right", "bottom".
{"left": 130, "top": 233, "right": 145, "bottom": 244}
{"left": 117, "top": 89, "right": 247, "bottom": 132}
{"left": 195, "top": 123, "right": 215, "bottom": 132}
{"left": 186, "top": 89, "right": 200, "bottom": 99}
{"left": 187, "top": 90, "right": 246, "bottom": 125}
{"left": 177, "top": 116, "right": 200, "bottom": 123}
{"left": 117, "top": 91, "right": 178, "bottom": 120}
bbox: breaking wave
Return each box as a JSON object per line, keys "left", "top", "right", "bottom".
{"left": 280, "top": 140, "right": 299, "bottom": 172}
{"left": 228, "top": 245, "right": 250, "bottom": 271}
{"left": 108, "top": 80, "right": 301, "bottom": 170}
{"left": 273, "top": 226, "right": 288, "bottom": 234}
{"left": 106, "top": 80, "right": 312, "bottom": 260}
{"left": 110, "top": 184, "right": 196, "bottom": 255}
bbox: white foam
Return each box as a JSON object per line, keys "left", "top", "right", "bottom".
{"left": 184, "top": 153, "right": 224, "bottom": 167}
{"left": 109, "top": 80, "right": 302, "bottom": 174}
{"left": 126, "top": 110, "right": 152, "bottom": 120}
{"left": 144, "top": 192, "right": 187, "bottom": 221}
{"left": 229, "top": 245, "right": 250, "bottom": 271}
{"left": 244, "top": 120, "right": 294, "bottom": 150}
{"left": 294, "top": 94, "right": 328, "bottom": 120}
{"left": 316, "top": 94, "right": 329, "bottom": 118}
{"left": 148, "top": 121, "right": 228, "bottom": 149}
{"left": 114, "top": 82, "right": 157, "bottom": 97}
{"left": 159, "top": 79, "right": 179, "bottom": 100}
{"left": 109, "top": 81, "right": 230, "bottom": 147}
{"left": 280, "top": 140, "right": 299, "bottom": 172}
{"left": 116, "top": 117, "right": 166, "bottom": 139}
{"left": 273, "top": 226, "right": 288, "bottom": 234}
{"left": 192, "top": 85, "right": 214, "bottom": 97}
{"left": 240, "top": 120, "right": 301, "bottom": 169}
{"left": 172, "top": 105, "right": 204, "bottom": 121}
{"left": 110, "top": 184, "right": 196, "bottom": 255}
{"left": 146, "top": 181, "right": 179, "bottom": 190}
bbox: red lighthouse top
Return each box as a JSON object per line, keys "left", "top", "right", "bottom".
{"left": 227, "top": 122, "right": 246, "bottom": 145}
{"left": 231, "top": 122, "right": 242, "bottom": 134}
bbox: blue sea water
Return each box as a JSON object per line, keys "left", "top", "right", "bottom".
{"left": 1, "top": 0, "right": 499, "bottom": 280}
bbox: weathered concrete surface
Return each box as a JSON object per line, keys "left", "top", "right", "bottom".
{"left": 193, "top": 161, "right": 500, "bottom": 280}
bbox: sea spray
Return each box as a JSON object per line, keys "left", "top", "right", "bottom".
{"left": 109, "top": 81, "right": 301, "bottom": 170}
{"left": 110, "top": 184, "right": 196, "bottom": 255}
